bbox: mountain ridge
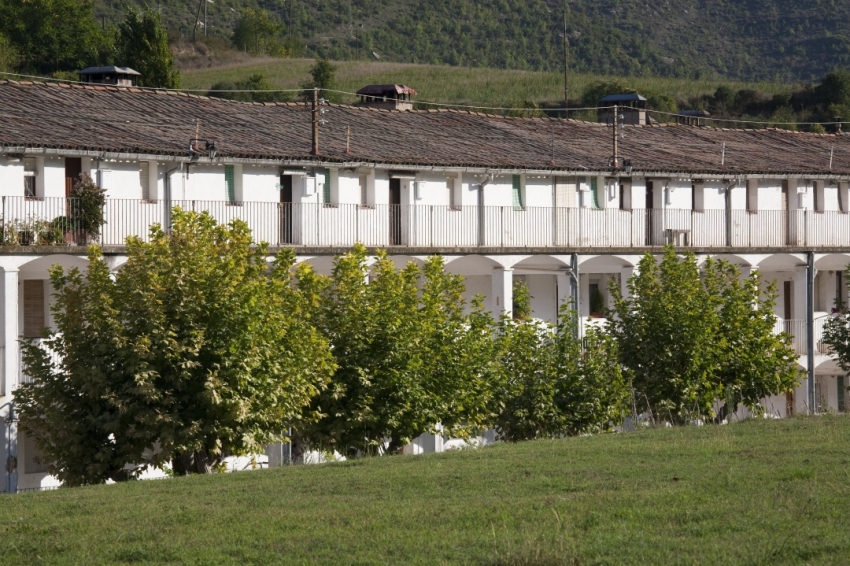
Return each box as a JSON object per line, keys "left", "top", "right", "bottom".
{"left": 94, "top": 0, "right": 850, "bottom": 82}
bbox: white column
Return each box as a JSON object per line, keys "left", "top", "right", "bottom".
{"left": 620, "top": 266, "right": 635, "bottom": 301}
{"left": 491, "top": 267, "right": 513, "bottom": 318}
{"left": 556, "top": 273, "right": 571, "bottom": 319}
{"left": 3, "top": 269, "right": 18, "bottom": 395}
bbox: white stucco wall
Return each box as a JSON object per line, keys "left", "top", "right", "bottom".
{"left": 96, "top": 160, "right": 144, "bottom": 199}
{"left": 525, "top": 274, "right": 558, "bottom": 323}
{"left": 242, "top": 166, "right": 280, "bottom": 203}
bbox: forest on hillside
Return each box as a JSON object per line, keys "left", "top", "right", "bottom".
{"left": 92, "top": 0, "right": 850, "bottom": 82}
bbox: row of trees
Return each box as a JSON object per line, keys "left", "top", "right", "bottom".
{"left": 17, "top": 211, "right": 802, "bottom": 486}
{"left": 0, "top": 0, "right": 178, "bottom": 88}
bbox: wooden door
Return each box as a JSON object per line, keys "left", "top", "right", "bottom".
{"left": 65, "top": 158, "right": 82, "bottom": 197}
{"left": 279, "top": 175, "right": 293, "bottom": 244}
{"left": 389, "top": 178, "right": 401, "bottom": 245}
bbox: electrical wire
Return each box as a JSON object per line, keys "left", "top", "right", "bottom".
{"left": 646, "top": 108, "right": 848, "bottom": 127}
{"left": 2, "top": 70, "right": 849, "bottom": 127}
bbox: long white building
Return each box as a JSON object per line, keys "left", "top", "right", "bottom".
{"left": 0, "top": 79, "right": 849, "bottom": 491}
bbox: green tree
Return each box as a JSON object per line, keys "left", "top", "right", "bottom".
{"left": 232, "top": 8, "right": 286, "bottom": 57}
{"left": 0, "top": 0, "right": 111, "bottom": 73}
{"left": 493, "top": 285, "right": 627, "bottom": 442}
{"left": 608, "top": 247, "right": 798, "bottom": 423}
{"left": 17, "top": 210, "right": 334, "bottom": 484}
{"left": 608, "top": 249, "right": 724, "bottom": 422}
{"left": 300, "top": 59, "right": 337, "bottom": 100}
{"left": 0, "top": 33, "right": 19, "bottom": 73}
{"left": 715, "top": 265, "right": 799, "bottom": 417}
{"left": 297, "top": 244, "right": 496, "bottom": 455}
{"left": 116, "top": 7, "right": 179, "bottom": 89}
{"left": 208, "top": 73, "right": 289, "bottom": 103}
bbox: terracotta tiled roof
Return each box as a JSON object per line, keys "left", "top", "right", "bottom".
{"left": 1, "top": 80, "right": 848, "bottom": 175}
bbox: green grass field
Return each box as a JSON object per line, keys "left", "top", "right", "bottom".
{"left": 180, "top": 58, "right": 794, "bottom": 109}
{"left": 1, "top": 415, "right": 848, "bottom": 565}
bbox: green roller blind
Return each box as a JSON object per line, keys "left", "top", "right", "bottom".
{"left": 591, "top": 177, "right": 600, "bottom": 209}
{"left": 320, "top": 169, "right": 330, "bottom": 204}
{"left": 512, "top": 175, "right": 524, "bottom": 210}
{"left": 225, "top": 165, "right": 236, "bottom": 203}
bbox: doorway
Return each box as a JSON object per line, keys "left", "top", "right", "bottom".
{"left": 389, "top": 178, "right": 401, "bottom": 245}
{"left": 279, "top": 175, "right": 293, "bottom": 245}
{"left": 645, "top": 181, "right": 654, "bottom": 245}
{"left": 65, "top": 157, "right": 82, "bottom": 197}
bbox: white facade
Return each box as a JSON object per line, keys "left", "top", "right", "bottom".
{"left": 1, "top": 152, "right": 849, "bottom": 492}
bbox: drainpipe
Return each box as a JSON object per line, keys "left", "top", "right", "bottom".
{"left": 1, "top": 402, "right": 16, "bottom": 494}
{"left": 807, "top": 251, "right": 815, "bottom": 413}
{"left": 477, "top": 172, "right": 495, "bottom": 246}
{"left": 163, "top": 163, "right": 184, "bottom": 234}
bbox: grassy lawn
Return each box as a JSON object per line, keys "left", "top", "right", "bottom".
{"left": 180, "top": 58, "right": 792, "bottom": 109}
{"left": 1, "top": 416, "right": 848, "bottom": 565}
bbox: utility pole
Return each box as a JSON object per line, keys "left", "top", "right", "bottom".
{"left": 563, "top": 7, "right": 569, "bottom": 113}
{"left": 311, "top": 88, "right": 320, "bottom": 155}
{"left": 612, "top": 105, "right": 619, "bottom": 167}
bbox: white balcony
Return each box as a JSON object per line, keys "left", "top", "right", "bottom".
{"left": 2, "top": 197, "right": 850, "bottom": 249}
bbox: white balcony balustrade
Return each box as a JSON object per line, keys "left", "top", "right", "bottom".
{"left": 2, "top": 197, "right": 850, "bottom": 249}
{"left": 774, "top": 317, "right": 835, "bottom": 356}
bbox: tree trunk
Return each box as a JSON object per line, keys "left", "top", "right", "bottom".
{"left": 172, "top": 449, "right": 216, "bottom": 475}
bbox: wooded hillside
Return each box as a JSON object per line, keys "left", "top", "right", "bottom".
{"left": 94, "top": 0, "right": 850, "bottom": 82}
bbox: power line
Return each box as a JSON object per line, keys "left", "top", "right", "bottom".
{"left": 2, "top": 71, "right": 850, "bottom": 127}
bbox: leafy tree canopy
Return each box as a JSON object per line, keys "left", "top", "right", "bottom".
{"left": 116, "top": 7, "right": 179, "bottom": 88}
{"left": 296, "top": 244, "right": 496, "bottom": 455}
{"left": 0, "top": 0, "right": 111, "bottom": 73}
{"left": 17, "top": 209, "right": 334, "bottom": 484}
{"left": 607, "top": 247, "right": 799, "bottom": 423}
{"left": 493, "top": 284, "right": 628, "bottom": 441}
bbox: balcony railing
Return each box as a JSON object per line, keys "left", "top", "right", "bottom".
{"left": 3, "top": 197, "right": 850, "bottom": 249}
{"left": 774, "top": 316, "right": 834, "bottom": 356}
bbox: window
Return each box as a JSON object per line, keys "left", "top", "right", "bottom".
{"left": 140, "top": 161, "right": 150, "bottom": 201}
{"left": 24, "top": 157, "right": 37, "bottom": 198}
{"left": 512, "top": 175, "right": 524, "bottom": 210}
{"left": 225, "top": 165, "right": 236, "bottom": 203}
{"left": 23, "top": 279, "right": 45, "bottom": 338}
{"left": 619, "top": 180, "right": 632, "bottom": 210}
{"left": 590, "top": 177, "right": 600, "bottom": 209}
{"left": 692, "top": 181, "right": 704, "bottom": 212}
{"left": 359, "top": 174, "right": 368, "bottom": 206}
{"left": 813, "top": 180, "right": 825, "bottom": 212}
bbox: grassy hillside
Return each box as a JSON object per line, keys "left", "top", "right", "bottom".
{"left": 1, "top": 416, "right": 847, "bottom": 565}
{"left": 96, "top": 0, "right": 850, "bottom": 82}
{"left": 181, "top": 58, "right": 792, "bottom": 110}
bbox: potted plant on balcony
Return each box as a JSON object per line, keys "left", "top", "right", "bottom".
{"left": 589, "top": 284, "right": 605, "bottom": 318}
{"left": 69, "top": 173, "right": 106, "bottom": 244}
{"left": 50, "top": 216, "right": 78, "bottom": 244}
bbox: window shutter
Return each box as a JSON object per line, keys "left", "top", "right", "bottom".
{"left": 321, "top": 169, "right": 331, "bottom": 204}
{"left": 591, "top": 177, "right": 600, "bottom": 209}
{"left": 838, "top": 375, "right": 846, "bottom": 413}
{"left": 512, "top": 175, "right": 524, "bottom": 210}
{"left": 139, "top": 162, "right": 150, "bottom": 200}
{"left": 23, "top": 280, "right": 45, "bottom": 338}
{"left": 225, "top": 165, "right": 235, "bottom": 203}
